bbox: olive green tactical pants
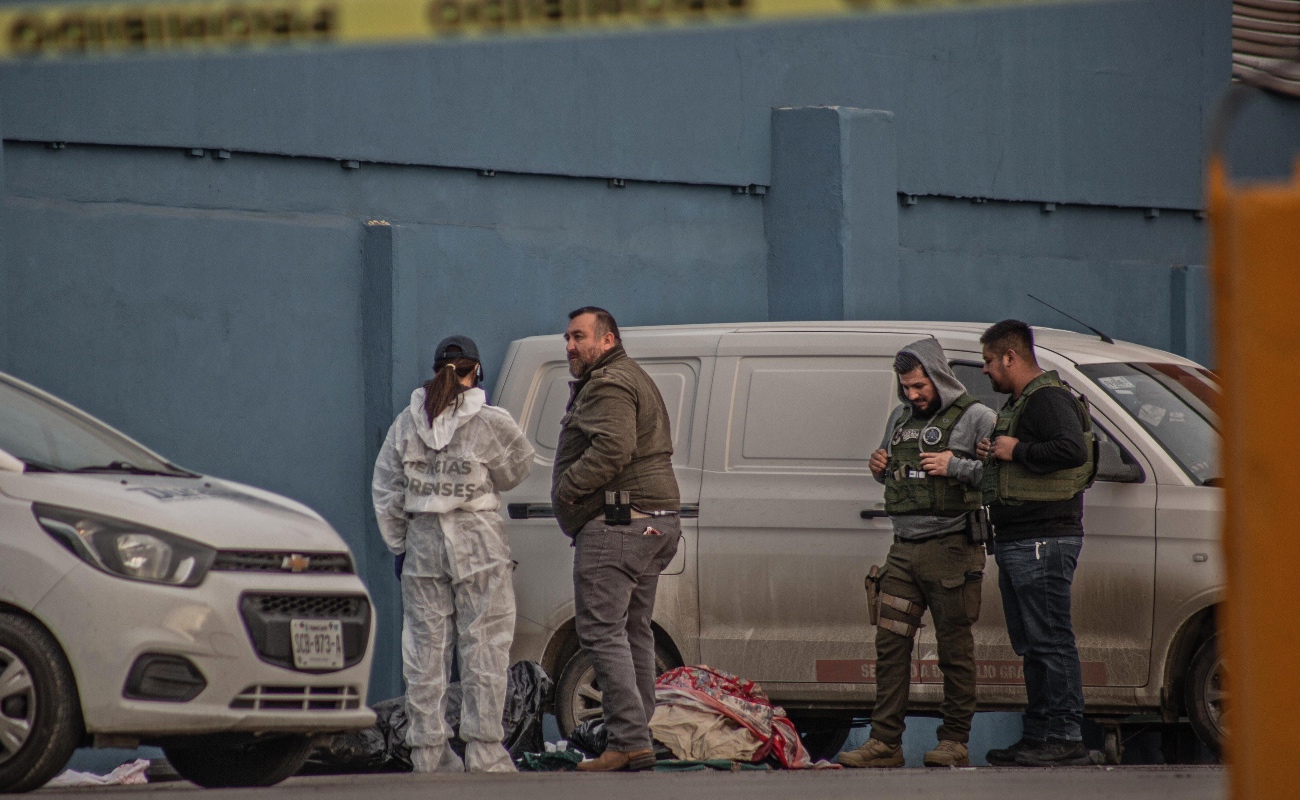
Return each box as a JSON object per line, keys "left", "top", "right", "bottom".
{"left": 870, "top": 534, "right": 986, "bottom": 745}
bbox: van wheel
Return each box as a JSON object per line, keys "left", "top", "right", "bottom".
{"left": 784, "top": 713, "right": 853, "bottom": 761}
{"left": 0, "top": 614, "right": 83, "bottom": 794}
{"left": 555, "top": 641, "right": 679, "bottom": 738}
{"left": 1185, "top": 632, "right": 1225, "bottom": 758}
{"left": 164, "top": 734, "right": 314, "bottom": 788}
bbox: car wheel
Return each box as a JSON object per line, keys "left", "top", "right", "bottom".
{"left": 1185, "top": 632, "right": 1225, "bottom": 758}
{"left": 555, "top": 641, "right": 679, "bottom": 738}
{"left": 164, "top": 734, "right": 314, "bottom": 788}
{"left": 0, "top": 613, "right": 83, "bottom": 794}
{"left": 784, "top": 713, "right": 853, "bottom": 761}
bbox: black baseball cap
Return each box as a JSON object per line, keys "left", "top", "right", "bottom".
{"left": 433, "top": 335, "right": 480, "bottom": 366}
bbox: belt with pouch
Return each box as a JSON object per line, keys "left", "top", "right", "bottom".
{"left": 606, "top": 490, "right": 679, "bottom": 524}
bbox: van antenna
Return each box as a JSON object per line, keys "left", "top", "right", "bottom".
{"left": 1027, "top": 294, "right": 1114, "bottom": 344}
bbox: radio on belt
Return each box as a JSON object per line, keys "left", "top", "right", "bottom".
{"left": 605, "top": 490, "right": 632, "bottom": 525}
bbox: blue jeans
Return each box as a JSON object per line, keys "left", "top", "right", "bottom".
{"left": 995, "top": 536, "right": 1084, "bottom": 742}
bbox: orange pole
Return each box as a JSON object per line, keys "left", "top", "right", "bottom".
{"left": 1209, "top": 154, "right": 1300, "bottom": 798}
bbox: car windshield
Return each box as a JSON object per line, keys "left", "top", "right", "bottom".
{"left": 1078, "top": 362, "right": 1220, "bottom": 486}
{"left": 0, "top": 376, "right": 189, "bottom": 475}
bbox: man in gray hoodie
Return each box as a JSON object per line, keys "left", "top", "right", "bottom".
{"left": 838, "top": 337, "right": 995, "bottom": 769}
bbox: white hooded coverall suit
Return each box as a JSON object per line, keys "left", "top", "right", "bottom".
{"left": 372, "top": 386, "right": 535, "bottom": 772}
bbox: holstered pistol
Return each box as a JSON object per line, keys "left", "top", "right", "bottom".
{"left": 865, "top": 564, "right": 883, "bottom": 625}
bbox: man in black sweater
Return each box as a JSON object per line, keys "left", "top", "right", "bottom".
{"left": 977, "top": 320, "right": 1094, "bottom": 767}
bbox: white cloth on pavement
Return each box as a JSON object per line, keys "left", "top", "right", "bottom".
{"left": 44, "top": 759, "right": 150, "bottom": 788}
{"left": 373, "top": 386, "right": 535, "bottom": 773}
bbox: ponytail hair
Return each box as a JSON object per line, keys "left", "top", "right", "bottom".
{"left": 423, "top": 358, "right": 480, "bottom": 424}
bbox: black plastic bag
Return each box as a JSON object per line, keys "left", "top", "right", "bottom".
{"left": 503, "top": 660, "right": 550, "bottom": 758}
{"left": 566, "top": 719, "right": 608, "bottom": 759}
{"left": 302, "top": 660, "right": 552, "bottom": 773}
{"left": 301, "top": 695, "right": 412, "bottom": 773}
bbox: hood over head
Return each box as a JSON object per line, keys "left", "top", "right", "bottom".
{"left": 895, "top": 337, "right": 969, "bottom": 414}
{"left": 406, "top": 386, "right": 486, "bottom": 453}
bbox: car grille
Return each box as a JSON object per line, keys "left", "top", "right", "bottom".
{"left": 246, "top": 594, "right": 367, "bottom": 618}
{"left": 238, "top": 593, "right": 370, "bottom": 673}
{"left": 211, "top": 551, "right": 354, "bottom": 574}
{"left": 230, "top": 685, "right": 362, "bottom": 711}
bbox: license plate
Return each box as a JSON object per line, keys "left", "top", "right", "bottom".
{"left": 290, "top": 619, "right": 344, "bottom": 670}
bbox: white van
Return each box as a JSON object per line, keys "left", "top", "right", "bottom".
{"left": 0, "top": 372, "right": 375, "bottom": 792}
{"left": 495, "top": 322, "right": 1223, "bottom": 762}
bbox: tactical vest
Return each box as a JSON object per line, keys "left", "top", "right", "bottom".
{"left": 982, "top": 371, "right": 1097, "bottom": 505}
{"left": 883, "top": 394, "right": 983, "bottom": 516}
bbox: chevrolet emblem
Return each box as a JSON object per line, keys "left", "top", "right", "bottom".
{"left": 282, "top": 554, "right": 311, "bottom": 573}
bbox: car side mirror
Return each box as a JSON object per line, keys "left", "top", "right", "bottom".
{"left": 1096, "top": 439, "right": 1143, "bottom": 483}
{"left": 0, "top": 448, "right": 25, "bottom": 474}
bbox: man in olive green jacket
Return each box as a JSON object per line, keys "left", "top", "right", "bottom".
{"left": 552, "top": 307, "right": 680, "bottom": 772}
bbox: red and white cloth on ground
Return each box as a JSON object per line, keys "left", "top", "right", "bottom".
{"left": 652, "top": 665, "right": 814, "bottom": 769}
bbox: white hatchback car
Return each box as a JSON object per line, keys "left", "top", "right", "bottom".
{"left": 0, "top": 371, "right": 375, "bottom": 792}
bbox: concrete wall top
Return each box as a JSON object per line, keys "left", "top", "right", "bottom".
{"left": 0, "top": 0, "right": 1229, "bottom": 208}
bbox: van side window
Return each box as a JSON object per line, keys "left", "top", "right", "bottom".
{"left": 949, "top": 362, "right": 1004, "bottom": 413}
{"left": 728, "top": 356, "right": 896, "bottom": 470}
{"left": 1093, "top": 419, "right": 1145, "bottom": 483}
{"left": 525, "top": 359, "right": 699, "bottom": 465}
{"left": 950, "top": 360, "right": 1144, "bottom": 484}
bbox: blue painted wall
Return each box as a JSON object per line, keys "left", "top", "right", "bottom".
{"left": 1, "top": 0, "right": 1231, "bottom": 708}
{"left": 0, "top": 0, "right": 1228, "bottom": 207}
{"left": 1224, "top": 88, "right": 1300, "bottom": 183}
{"left": 897, "top": 197, "right": 1212, "bottom": 364}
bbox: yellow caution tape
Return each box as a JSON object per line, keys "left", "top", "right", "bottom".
{"left": 0, "top": 0, "right": 1046, "bottom": 60}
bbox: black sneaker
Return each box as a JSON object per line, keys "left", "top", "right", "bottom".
{"left": 985, "top": 737, "right": 1044, "bottom": 766}
{"left": 1013, "top": 738, "right": 1092, "bottom": 767}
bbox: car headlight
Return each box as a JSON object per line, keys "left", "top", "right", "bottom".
{"left": 34, "top": 503, "right": 216, "bottom": 587}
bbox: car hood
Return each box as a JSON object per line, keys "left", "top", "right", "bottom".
{"left": 0, "top": 472, "right": 347, "bottom": 552}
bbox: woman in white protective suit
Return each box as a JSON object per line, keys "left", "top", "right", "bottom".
{"left": 372, "top": 335, "right": 536, "bottom": 773}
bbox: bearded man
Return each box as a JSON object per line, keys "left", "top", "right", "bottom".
{"left": 551, "top": 306, "right": 681, "bottom": 772}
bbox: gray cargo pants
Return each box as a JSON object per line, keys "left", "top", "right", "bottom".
{"left": 573, "top": 515, "right": 681, "bottom": 752}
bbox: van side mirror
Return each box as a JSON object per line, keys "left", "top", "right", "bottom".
{"left": 0, "top": 448, "right": 25, "bottom": 474}
{"left": 1096, "top": 439, "right": 1143, "bottom": 483}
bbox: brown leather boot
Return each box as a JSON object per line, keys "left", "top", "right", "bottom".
{"left": 575, "top": 749, "right": 657, "bottom": 772}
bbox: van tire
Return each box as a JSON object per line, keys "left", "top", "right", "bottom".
{"left": 164, "top": 734, "right": 313, "bottom": 788}
{"left": 555, "top": 641, "right": 679, "bottom": 738}
{"left": 1185, "top": 632, "right": 1225, "bottom": 757}
{"left": 0, "top": 613, "right": 83, "bottom": 794}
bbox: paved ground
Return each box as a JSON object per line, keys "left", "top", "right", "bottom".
{"left": 33, "top": 766, "right": 1225, "bottom": 800}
